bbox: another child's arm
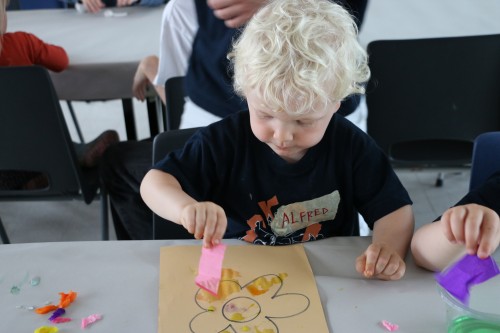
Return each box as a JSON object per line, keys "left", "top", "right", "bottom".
{"left": 132, "top": 55, "right": 165, "bottom": 103}
{"left": 355, "top": 205, "right": 414, "bottom": 281}
{"left": 140, "top": 169, "right": 227, "bottom": 247}
{"left": 411, "top": 204, "right": 500, "bottom": 272}
{"left": 23, "top": 33, "right": 69, "bottom": 72}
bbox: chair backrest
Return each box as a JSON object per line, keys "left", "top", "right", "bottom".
{"left": 152, "top": 127, "right": 200, "bottom": 239}
{"left": 0, "top": 66, "right": 98, "bottom": 204}
{"left": 366, "top": 34, "right": 500, "bottom": 167}
{"left": 164, "top": 76, "right": 185, "bottom": 131}
{"left": 469, "top": 132, "right": 500, "bottom": 191}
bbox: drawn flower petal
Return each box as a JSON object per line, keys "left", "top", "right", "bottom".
{"left": 243, "top": 274, "right": 285, "bottom": 297}
{"left": 190, "top": 310, "right": 234, "bottom": 333}
{"left": 195, "top": 280, "right": 242, "bottom": 309}
{"left": 265, "top": 292, "right": 310, "bottom": 318}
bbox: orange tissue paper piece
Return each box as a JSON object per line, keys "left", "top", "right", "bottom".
{"left": 35, "top": 305, "right": 58, "bottom": 314}
{"left": 58, "top": 290, "right": 77, "bottom": 308}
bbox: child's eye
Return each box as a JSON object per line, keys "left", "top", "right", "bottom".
{"left": 297, "top": 120, "right": 314, "bottom": 126}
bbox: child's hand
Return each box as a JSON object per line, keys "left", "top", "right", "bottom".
{"left": 441, "top": 204, "right": 500, "bottom": 259}
{"left": 180, "top": 202, "right": 227, "bottom": 248}
{"left": 355, "top": 243, "right": 406, "bottom": 281}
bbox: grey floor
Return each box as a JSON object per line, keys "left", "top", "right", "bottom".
{"left": 1, "top": 0, "right": 498, "bottom": 243}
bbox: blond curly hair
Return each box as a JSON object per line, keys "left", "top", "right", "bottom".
{"left": 231, "top": 0, "right": 370, "bottom": 115}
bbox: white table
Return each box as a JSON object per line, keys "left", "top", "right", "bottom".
{"left": 7, "top": 7, "right": 164, "bottom": 139}
{"left": 0, "top": 237, "right": 463, "bottom": 332}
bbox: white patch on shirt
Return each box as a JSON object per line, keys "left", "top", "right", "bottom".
{"left": 270, "top": 190, "right": 340, "bottom": 236}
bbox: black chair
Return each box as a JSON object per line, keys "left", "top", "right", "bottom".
{"left": 151, "top": 127, "right": 201, "bottom": 239}
{"left": 7, "top": 0, "right": 85, "bottom": 142}
{"left": 366, "top": 34, "right": 500, "bottom": 186}
{"left": 164, "top": 76, "right": 186, "bottom": 131}
{"left": 469, "top": 132, "right": 500, "bottom": 191}
{"left": 0, "top": 66, "right": 109, "bottom": 243}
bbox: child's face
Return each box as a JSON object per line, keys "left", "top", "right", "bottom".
{"left": 246, "top": 88, "right": 340, "bottom": 163}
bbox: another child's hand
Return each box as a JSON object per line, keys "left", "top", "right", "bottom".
{"left": 180, "top": 202, "right": 227, "bottom": 248}
{"left": 355, "top": 243, "right": 406, "bottom": 281}
{"left": 132, "top": 66, "right": 149, "bottom": 102}
{"left": 441, "top": 204, "right": 500, "bottom": 259}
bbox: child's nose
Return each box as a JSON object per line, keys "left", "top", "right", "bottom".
{"left": 273, "top": 124, "right": 293, "bottom": 143}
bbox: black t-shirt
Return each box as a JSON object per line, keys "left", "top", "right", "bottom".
{"left": 154, "top": 111, "right": 412, "bottom": 245}
{"left": 454, "top": 171, "right": 500, "bottom": 214}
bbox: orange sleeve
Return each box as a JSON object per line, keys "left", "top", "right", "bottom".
{"left": 24, "top": 32, "right": 69, "bottom": 72}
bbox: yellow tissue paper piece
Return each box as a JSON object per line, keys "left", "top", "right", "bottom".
{"left": 34, "top": 326, "right": 58, "bottom": 333}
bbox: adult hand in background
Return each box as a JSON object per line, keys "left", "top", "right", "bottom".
{"left": 207, "top": 0, "right": 267, "bottom": 28}
{"left": 82, "top": 0, "right": 139, "bottom": 13}
{"left": 81, "top": 0, "right": 105, "bottom": 13}
{"left": 117, "top": 0, "right": 140, "bottom": 7}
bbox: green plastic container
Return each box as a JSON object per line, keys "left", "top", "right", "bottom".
{"left": 439, "top": 285, "right": 500, "bottom": 333}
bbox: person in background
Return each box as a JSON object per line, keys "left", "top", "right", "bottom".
{"left": 411, "top": 171, "right": 500, "bottom": 272}
{"left": 80, "top": 0, "right": 166, "bottom": 14}
{"left": 132, "top": 0, "right": 197, "bottom": 104}
{"left": 102, "top": 0, "right": 369, "bottom": 240}
{"left": 0, "top": 0, "right": 119, "bottom": 189}
{"left": 141, "top": 0, "right": 414, "bottom": 281}
{"left": 132, "top": 0, "right": 368, "bottom": 118}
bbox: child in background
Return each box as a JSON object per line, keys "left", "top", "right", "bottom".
{"left": 411, "top": 171, "right": 500, "bottom": 272}
{"left": 140, "top": 0, "right": 414, "bottom": 281}
{"left": 0, "top": 0, "right": 119, "bottom": 189}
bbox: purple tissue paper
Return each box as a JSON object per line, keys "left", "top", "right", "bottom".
{"left": 435, "top": 254, "right": 500, "bottom": 305}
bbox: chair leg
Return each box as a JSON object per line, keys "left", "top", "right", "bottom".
{"left": 122, "top": 98, "right": 137, "bottom": 141}
{"left": 435, "top": 172, "right": 444, "bottom": 187}
{"left": 0, "top": 217, "right": 11, "bottom": 244}
{"left": 66, "top": 101, "right": 85, "bottom": 143}
{"left": 100, "top": 188, "right": 109, "bottom": 241}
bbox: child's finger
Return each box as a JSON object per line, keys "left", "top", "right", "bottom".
{"left": 477, "top": 214, "right": 500, "bottom": 258}
{"left": 378, "top": 254, "right": 399, "bottom": 276}
{"left": 441, "top": 210, "right": 456, "bottom": 243}
{"left": 202, "top": 210, "right": 219, "bottom": 247}
{"left": 211, "top": 211, "right": 227, "bottom": 246}
{"left": 194, "top": 208, "right": 206, "bottom": 240}
{"left": 363, "top": 245, "right": 382, "bottom": 277}
{"left": 464, "top": 209, "right": 482, "bottom": 255}
{"left": 448, "top": 207, "right": 467, "bottom": 243}
{"left": 373, "top": 249, "right": 391, "bottom": 276}
{"left": 181, "top": 207, "right": 196, "bottom": 235}
{"left": 355, "top": 255, "right": 367, "bottom": 276}
{"left": 378, "top": 263, "right": 405, "bottom": 281}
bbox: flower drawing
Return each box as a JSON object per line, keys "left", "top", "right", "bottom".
{"left": 189, "top": 269, "right": 310, "bottom": 333}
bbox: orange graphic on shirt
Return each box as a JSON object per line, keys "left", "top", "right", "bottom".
{"left": 242, "top": 191, "right": 339, "bottom": 243}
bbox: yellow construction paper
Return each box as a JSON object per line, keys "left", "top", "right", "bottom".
{"left": 158, "top": 244, "right": 329, "bottom": 333}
